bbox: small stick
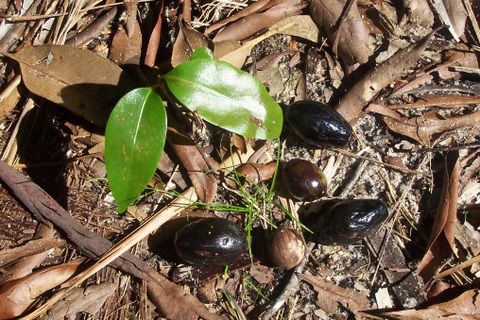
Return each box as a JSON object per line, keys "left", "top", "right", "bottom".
{"left": 0, "top": 74, "right": 21, "bottom": 103}
{"left": 433, "top": 254, "right": 480, "bottom": 280}
{"left": 65, "top": 7, "right": 118, "bottom": 47}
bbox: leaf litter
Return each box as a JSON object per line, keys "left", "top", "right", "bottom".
{"left": 0, "top": 0, "right": 480, "bottom": 319}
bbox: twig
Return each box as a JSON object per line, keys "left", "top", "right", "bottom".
{"left": 433, "top": 254, "right": 480, "bottom": 280}
{"left": 0, "top": 74, "right": 21, "bottom": 103}
{"left": 333, "top": 148, "right": 427, "bottom": 176}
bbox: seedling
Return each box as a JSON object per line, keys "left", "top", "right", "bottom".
{"left": 105, "top": 47, "right": 283, "bottom": 212}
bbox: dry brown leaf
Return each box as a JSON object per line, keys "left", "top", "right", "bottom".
{"left": 442, "top": 0, "right": 467, "bottom": 40}
{"left": 417, "top": 152, "right": 459, "bottom": 281}
{"left": 387, "top": 95, "right": 480, "bottom": 110}
{"left": 2, "top": 224, "right": 56, "bottom": 283}
{"left": 336, "top": 33, "right": 431, "bottom": 122}
{"left": 124, "top": 0, "right": 138, "bottom": 37}
{"left": 8, "top": 45, "right": 137, "bottom": 127}
{"left": 171, "top": 22, "right": 210, "bottom": 67}
{"left": 250, "top": 264, "right": 275, "bottom": 285}
{"left": 402, "top": 0, "right": 434, "bottom": 28}
{"left": 379, "top": 109, "right": 480, "bottom": 145}
{"left": 309, "top": 0, "right": 372, "bottom": 66}
{"left": 213, "top": 15, "right": 317, "bottom": 68}
{"left": 0, "top": 259, "right": 84, "bottom": 319}
{"left": 38, "top": 282, "right": 116, "bottom": 320}
{"left": 205, "top": 0, "right": 273, "bottom": 35}
{"left": 0, "top": 237, "right": 64, "bottom": 268}
{"left": 235, "top": 161, "right": 276, "bottom": 184}
{"left": 109, "top": 21, "right": 142, "bottom": 65}
{"left": 213, "top": 0, "right": 304, "bottom": 43}
{"left": 167, "top": 118, "right": 218, "bottom": 203}
{"left": 381, "top": 289, "right": 480, "bottom": 320}
{"left": 298, "top": 273, "right": 371, "bottom": 316}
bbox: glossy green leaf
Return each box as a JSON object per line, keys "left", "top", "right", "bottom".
{"left": 105, "top": 87, "right": 167, "bottom": 212}
{"left": 164, "top": 48, "right": 283, "bottom": 140}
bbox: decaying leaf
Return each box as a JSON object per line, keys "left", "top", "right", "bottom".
{"left": 417, "top": 152, "right": 459, "bottom": 281}
{"left": 381, "top": 289, "right": 480, "bottom": 319}
{"left": 109, "top": 21, "right": 142, "bottom": 65}
{"left": 336, "top": 33, "right": 431, "bottom": 122}
{"left": 370, "top": 104, "right": 480, "bottom": 145}
{"left": 39, "top": 282, "right": 116, "bottom": 320}
{"left": 309, "top": 0, "right": 372, "bottom": 66}
{"left": 167, "top": 118, "right": 218, "bottom": 203}
{"left": 0, "top": 259, "right": 84, "bottom": 319}
{"left": 402, "top": 0, "right": 434, "bottom": 28}
{"left": 205, "top": 0, "right": 272, "bottom": 35}
{"left": 216, "top": 15, "right": 312, "bottom": 68}
{"left": 9, "top": 45, "right": 137, "bottom": 126}
{"left": 171, "top": 21, "right": 210, "bottom": 67}
{"left": 0, "top": 237, "right": 65, "bottom": 268}
{"left": 298, "top": 273, "right": 371, "bottom": 315}
{"left": 212, "top": 0, "right": 304, "bottom": 42}
{"left": 431, "top": 0, "right": 467, "bottom": 41}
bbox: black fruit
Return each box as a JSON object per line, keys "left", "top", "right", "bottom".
{"left": 313, "top": 199, "right": 388, "bottom": 245}
{"left": 286, "top": 100, "right": 352, "bottom": 147}
{"left": 282, "top": 159, "right": 327, "bottom": 201}
{"left": 175, "top": 218, "right": 247, "bottom": 265}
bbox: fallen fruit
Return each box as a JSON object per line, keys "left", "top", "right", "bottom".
{"left": 286, "top": 100, "right": 352, "bottom": 147}
{"left": 175, "top": 217, "right": 247, "bottom": 265}
{"left": 282, "top": 159, "right": 327, "bottom": 201}
{"left": 313, "top": 199, "right": 388, "bottom": 245}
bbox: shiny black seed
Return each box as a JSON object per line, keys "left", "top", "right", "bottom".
{"left": 313, "top": 199, "right": 388, "bottom": 245}
{"left": 286, "top": 100, "right": 352, "bottom": 147}
{"left": 175, "top": 218, "right": 247, "bottom": 266}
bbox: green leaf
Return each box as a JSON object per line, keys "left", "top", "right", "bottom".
{"left": 164, "top": 48, "right": 283, "bottom": 140}
{"left": 105, "top": 87, "right": 167, "bottom": 212}
{"left": 189, "top": 47, "right": 214, "bottom": 60}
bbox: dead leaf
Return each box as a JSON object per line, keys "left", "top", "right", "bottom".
{"left": 0, "top": 237, "right": 65, "bottom": 268}
{"left": 205, "top": 0, "right": 272, "bottom": 35}
{"left": 0, "top": 259, "right": 84, "bottom": 319}
{"left": 167, "top": 117, "right": 218, "bottom": 203}
{"left": 124, "top": 0, "right": 138, "bottom": 37}
{"left": 442, "top": 0, "right": 467, "bottom": 40}
{"left": 402, "top": 0, "right": 434, "bottom": 28}
{"left": 417, "top": 152, "right": 459, "bottom": 281}
{"left": 381, "top": 289, "right": 480, "bottom": 320}
{"left": 235, "top": 161, "right": 276, "bottom": 185}
{"left": 379, "top": 109, "right": 480, "bottom": 145}
{"left": 2, "top": 224, "right": 56, "bottom": 283}
{"left": 309, "top": 0, "right": 372, "bottom": 66}
{"left": 276, "top": 15, "right": 320, "bottom": 43}
{"left": 39, "top": 282, "right": 116, "bottom": 320}
{"left": 387, "top": 95, "right": 480, "bottom": 110}
{"left": 298, "top": 273, "right": 371, "bottom": 316}
{"left": 8, "top": 45, "right": 137, "bottom": 127}
{"left": 336, "top": 33, "right": 431, "bottom": 122}
{"left": 213, "top": 0, "right": 304, "bottom": 43}
{"left": 171, "top": 21, "right": 210, "bottom": 67}
{"left": 250, "top": 264, "right": 275, "bottom": 285}
{"left": 109, "top": 22, "right": 142, "bottom": 65}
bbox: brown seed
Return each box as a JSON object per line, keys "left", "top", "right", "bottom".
{"left": 267, "top": 227, "right": 305, "bottom": 269}
{"left": 282, "top": 159, "right": 327, "bottom": 201}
